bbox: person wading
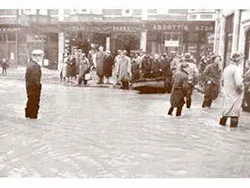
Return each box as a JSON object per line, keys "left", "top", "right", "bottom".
{"left": 201, "top": 55, "right": 221, "bottom": 108}
{"left": 168, "top": 63, "right": 189, "bottom": 116}
{"left": 25, "top": 50, "right": 44, "bottom": 119}
{"left": 219, "top": 52, "right": 244, "bottom": 128}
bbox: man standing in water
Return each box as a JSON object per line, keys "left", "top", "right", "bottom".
{"left": 219, "top": 52, "right": 244, "bottom": 128}
{"left": 25, "top": 50, "right": 43, "bottom": 119}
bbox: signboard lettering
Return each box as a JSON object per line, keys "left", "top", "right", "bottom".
{"left": 0, "top": 27, "right": 20, "bottom": 32}
{"left": 151, "top": 22, "right": 214, "bottom": 32}
{"left": 164, "top": 40, "right": 179, "bottom": 47}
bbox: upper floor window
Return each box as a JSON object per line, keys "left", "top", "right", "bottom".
{"left": 91, "top": 9, "right": 102, "bottom": 15}
{"left": 157, "top": 9, "right": 169, "bottom": 14}
{"left": 147, "top": 9, "right": 157, "bottom": 14}
{"left": 122, "top": 9, "right": 132, "bottom": 16}
{"left": 23, "top": 9, "right": 37, "bottom": 15}
{"left": 39, "top": 9, "right": 48, "bottom": 15}
{"left": 77, "top": 9, "right": 90, "bottom": 14}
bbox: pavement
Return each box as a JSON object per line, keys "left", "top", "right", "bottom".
{"left": 0, "top": 66, "right": 250, "bottom": 178}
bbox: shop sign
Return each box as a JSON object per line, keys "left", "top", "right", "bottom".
{"left": 0, "top": 27, "right": 21, "bottom": 32}
{"left": 63, "top": 25, "right": 141, "bottom": 33}
{"left": 150, "top": 22, "right": 214, "bottom": 32}
{"left": 164, "top": 40, "right": 179, "bottom": 47}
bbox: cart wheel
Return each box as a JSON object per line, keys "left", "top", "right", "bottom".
{"left": 84, "top": 80, "right": 88, "bottom": 85}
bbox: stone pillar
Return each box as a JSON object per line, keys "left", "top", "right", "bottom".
{"left": 213, "top": 10, "right": 220, "bottom": 54}
{"left": 106, "top": 37, "right": 110, "bottom": 51}
{"left": 232, "top": 10, "right": 241, "bottom": 52}
{"left": 238, "top": 24, "right": 246, "bottom": 54}
{"left": 140, "top": 31, "right": 147, "bottom": 52}
{"left": 58, "top": 32, "right": 65, "bottom": 70}
{"left": 218, "top": 15, "right": 226, "bottom": 70}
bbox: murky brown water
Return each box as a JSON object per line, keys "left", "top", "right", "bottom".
{"left": 1, "top": 78, "right": 250, "bottom": 177}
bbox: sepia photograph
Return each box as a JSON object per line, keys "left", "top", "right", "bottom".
{"left": 1, "top": 0, "right": 250, "bottom": 186}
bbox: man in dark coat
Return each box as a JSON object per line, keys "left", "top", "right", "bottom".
{"left": 131, "top": 52, "right": 140, "bottom": 82}
{"left": 160, "top": 53, "right": 173, "bottom": 93}
{"left": 168, "top": 63, "right": 189, "bottom": 116}
{"left": 202, "top": 55, "right": 221, "bottom": 108}
{"left": 140, "top": 53, "right": 153, "bottom": 78}
{"left": 150, "top": 54, "right": 161, "bottom": 78}
{"left": 25, "top": 50, "right": 43, "bottom": 119}
{"left": 103, "top": 50, "right": 114, "bottom": 84}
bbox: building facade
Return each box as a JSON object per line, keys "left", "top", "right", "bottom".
{"left": 0, "top": 9, "right": 216, "bottom": 69}
{"left": 214, "top": 9, "right": 250, "bottom": 70}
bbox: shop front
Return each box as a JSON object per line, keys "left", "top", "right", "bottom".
{"left": 61, "top": 22, "right": 142, "bottom": 55}
{"left": 146, "top": 21, "right": 215, "bottom": 62}
{"left": 0, "top": 25, "right": 20, "bottom": 67}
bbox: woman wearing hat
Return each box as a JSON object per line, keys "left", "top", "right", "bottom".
{"left": 25, "top": 49, "right": 44, "bottom": 119}
{"left": 201, "top": 55, "right": 221, "bottom": 108}
{"left": 219, "top": 52, "right": 244, "bottom": 127}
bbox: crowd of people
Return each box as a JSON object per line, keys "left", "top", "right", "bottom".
{"left": 41, "top": 46, "right": 249, "bottom": 127}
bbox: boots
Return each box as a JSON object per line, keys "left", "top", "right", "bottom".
{"left": 168, "top": 107, "right": 174, "bottom": 115}
{"left": 202, "top": 100, "right": 206, "bottom": 108}
{"left": 186, "top": 98, "right": 192, "bottom": 108}
{"left": 176, "top": 107, "right": 182, "bottom": 116}
{"left": 219, "top": 116, "right": 227, "bottom": 126}
{"left": 230, "top": 117, "right": 239, "bottom": 128}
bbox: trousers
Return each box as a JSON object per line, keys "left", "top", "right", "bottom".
{"left": 25, "top": 84, "right": 42, "bottom": 119}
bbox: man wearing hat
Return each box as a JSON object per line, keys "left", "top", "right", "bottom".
{"left": 25, "top": 49, "right": 44, "bottom": 119}
{"left": 168, "top": 62, "right": 189, "bottom": 116}
{"left": 176, "top": 52, "right": 199, "bottom": 108}
{"left": 219, "top": 52, "right": 244, "bottom": 128}
{"left": 160, "top": 53, "right": 173, "bottom": 92}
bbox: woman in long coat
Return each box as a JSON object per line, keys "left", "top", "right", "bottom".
{"left": 117, "top": 50, "right": 131, "bottom": 89}
{"left": 220, "top": 52, "right": 244, "bottom": 128}
{"left": 168, "top": 64, "right": 189, "bottom": 116}
{"left": 78, "top": 53, "right": 90, "bottom": 85}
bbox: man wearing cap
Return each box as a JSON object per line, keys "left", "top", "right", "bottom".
{"left": 219, "top": 52, "right": 244, "bottom": 128}
{"left": 25, "top": 50, "right": 43, "bottom": 119}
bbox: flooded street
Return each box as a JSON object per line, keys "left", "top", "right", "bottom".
{"left": 1, "top": 76, "right": 250, "bottom": 178}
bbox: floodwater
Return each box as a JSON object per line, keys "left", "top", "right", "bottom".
{"left": 0, "top": 78, "right": 250, "bottom": 178}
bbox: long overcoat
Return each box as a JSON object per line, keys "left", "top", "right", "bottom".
{"left": 221, "top": 62, "right": 244, "bottom": 117}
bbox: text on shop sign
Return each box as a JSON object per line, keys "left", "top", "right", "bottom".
{"left": 152, "top": 24, "right": 214, "bottom": 32}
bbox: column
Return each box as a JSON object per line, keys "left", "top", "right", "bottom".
{"left": 238, "top": 24, "right": 246, "bottom": 54}
{"left": 232, "top": 10, "right": 241, "bottom": 52}
{"left": 106, "top": 37, "right": 110, "bottom": 51}
{"left": 218, "top": 15, "right": 226, "bottom": 69}
{"left": 213, "top": 10, "right": 220, "bottom": 54}
{"left": 58, "top": 32, "right": 64, "bottom": 70}
{"left": 140, "top": 31, "right": 147, "bottom": 52}
{"left": 15, "top": 30, "right": 19, "bottom": 67}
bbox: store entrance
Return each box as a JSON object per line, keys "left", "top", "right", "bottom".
{"left": 111, "top": 33, "right": 140, "bottom": 54}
